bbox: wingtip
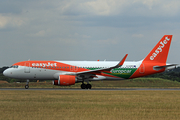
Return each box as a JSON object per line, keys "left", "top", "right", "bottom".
{"left": 119, "top": 54, "right": 128, "bottom": 66}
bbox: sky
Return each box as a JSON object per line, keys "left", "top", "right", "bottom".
{"left": 0, "top": 0, "right": 180, "bottom": 67}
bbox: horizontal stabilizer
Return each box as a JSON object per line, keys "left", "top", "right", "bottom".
{"left": 153, "top": 64, "right": 178, "bottom": 71}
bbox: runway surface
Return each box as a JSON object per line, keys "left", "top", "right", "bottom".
{"left": 1, "top": 88, "right": 180, "bottom": 91}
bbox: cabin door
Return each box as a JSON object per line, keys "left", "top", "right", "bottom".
{"left": 139, "top": 63, "right": 145, "bottom": 74}
{"left": 24, "top": 62, "right": 30, "bottom": 73}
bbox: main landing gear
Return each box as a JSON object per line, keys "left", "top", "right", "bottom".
{"left": 25, "top": 79, "right": 29, "bottom": 89}
{"left": 81, "top": 83, "right": 92, "bottom": 89}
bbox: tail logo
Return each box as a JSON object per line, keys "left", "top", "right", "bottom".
{"left": 150, "top": 37, "right": 170, "bottom": 60}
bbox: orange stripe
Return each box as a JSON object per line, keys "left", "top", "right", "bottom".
{"left": 13, "top": 61, "right": 90, "bottom": 72}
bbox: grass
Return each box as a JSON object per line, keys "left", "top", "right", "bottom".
{"left": 1, "top": 77, "right": 180, "bottom": 88}
{"left": 0, "top": 90, "right": 180, "bottom": 120}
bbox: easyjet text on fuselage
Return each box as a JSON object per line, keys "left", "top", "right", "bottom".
{"left": 32, "top": 62, "right": 57, "bottom": 67}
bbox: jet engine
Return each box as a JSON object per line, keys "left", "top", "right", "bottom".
{"left": 53, "top": 75, "right": 77, "bottom": 86}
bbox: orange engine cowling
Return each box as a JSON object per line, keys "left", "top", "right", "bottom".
{"left": 53, "top": 75, "right": 77, "bottom": 86}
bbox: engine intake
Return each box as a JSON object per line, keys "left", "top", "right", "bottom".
{"left": 53, "top": 75, "right": 77, "bottom": 86}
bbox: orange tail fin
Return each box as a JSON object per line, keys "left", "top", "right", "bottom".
{"left": 130, "top": 35, "right": 173, "bottom": 79}
{"left": 143, "top": 35, "right": 173, "bottom": 63}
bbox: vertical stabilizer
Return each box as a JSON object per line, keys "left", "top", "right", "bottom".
{"left": 129, "top": 35, "right": 173, "bottom": 79}
{"left": 143, "top": 35, "right": 173, "bottom": 63}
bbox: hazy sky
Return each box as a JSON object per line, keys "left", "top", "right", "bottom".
{"left": 0, "top": 0, "right": 180, "bottom": 67}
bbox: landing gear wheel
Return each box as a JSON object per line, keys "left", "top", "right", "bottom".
{"left": 81, "top": 84, "right": 86, "bottom": 89}
{"left": 25, "top": 85, "right": 29, "bottom": 89}
{"left": 86, "top": 84, "right": 92, "bottom": 89}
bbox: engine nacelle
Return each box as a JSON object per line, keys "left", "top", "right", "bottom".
{"left": 53, "top": 75, "right": 77, "bottom": 86}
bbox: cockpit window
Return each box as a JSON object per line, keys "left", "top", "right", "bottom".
{"left": 10, "top": 66, "right": 19, "bottom": 68}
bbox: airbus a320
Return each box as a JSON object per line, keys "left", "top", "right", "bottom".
{"left": 3, "top": 35, "right": 177, "bottom": 89}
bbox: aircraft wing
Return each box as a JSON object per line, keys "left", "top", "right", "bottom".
{"left": 69, "top": 54, "right": 128, "bottom": 76}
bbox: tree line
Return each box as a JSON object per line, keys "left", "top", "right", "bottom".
{"left": 145, "top": 67, "right": 180, "bottom": 82}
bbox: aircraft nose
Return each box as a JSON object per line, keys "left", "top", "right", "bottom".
{"left": 3, "top": 69, "right": 10, "bottom": 77}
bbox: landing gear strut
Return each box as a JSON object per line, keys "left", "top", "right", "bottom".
{"left": 25, "top": 79, "right": 29, "bottom": 89}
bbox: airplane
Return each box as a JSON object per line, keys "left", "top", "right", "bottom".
{"left": 3, "top": 35, "right": 177, "bottom": 89}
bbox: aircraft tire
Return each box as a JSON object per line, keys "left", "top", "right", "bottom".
{"left": 81, "top": 84, "right": 86, "bottom": 89}
{"left": 86, "top": 84, "right": 92, "bottom": 89}
{"left": 25, "top": 85, "right": 29, "bottom": 89}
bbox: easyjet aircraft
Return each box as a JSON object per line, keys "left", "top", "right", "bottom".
{"left": 3, "top": 35, "right": 177, "bottom": 89}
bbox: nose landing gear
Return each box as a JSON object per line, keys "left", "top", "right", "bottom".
{"left": 25, "top": 79, "right": 29, "bottom": 89}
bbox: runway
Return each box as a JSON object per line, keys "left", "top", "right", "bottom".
{"left": 1, "top": 88, "right": 180, "bottom": 91}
